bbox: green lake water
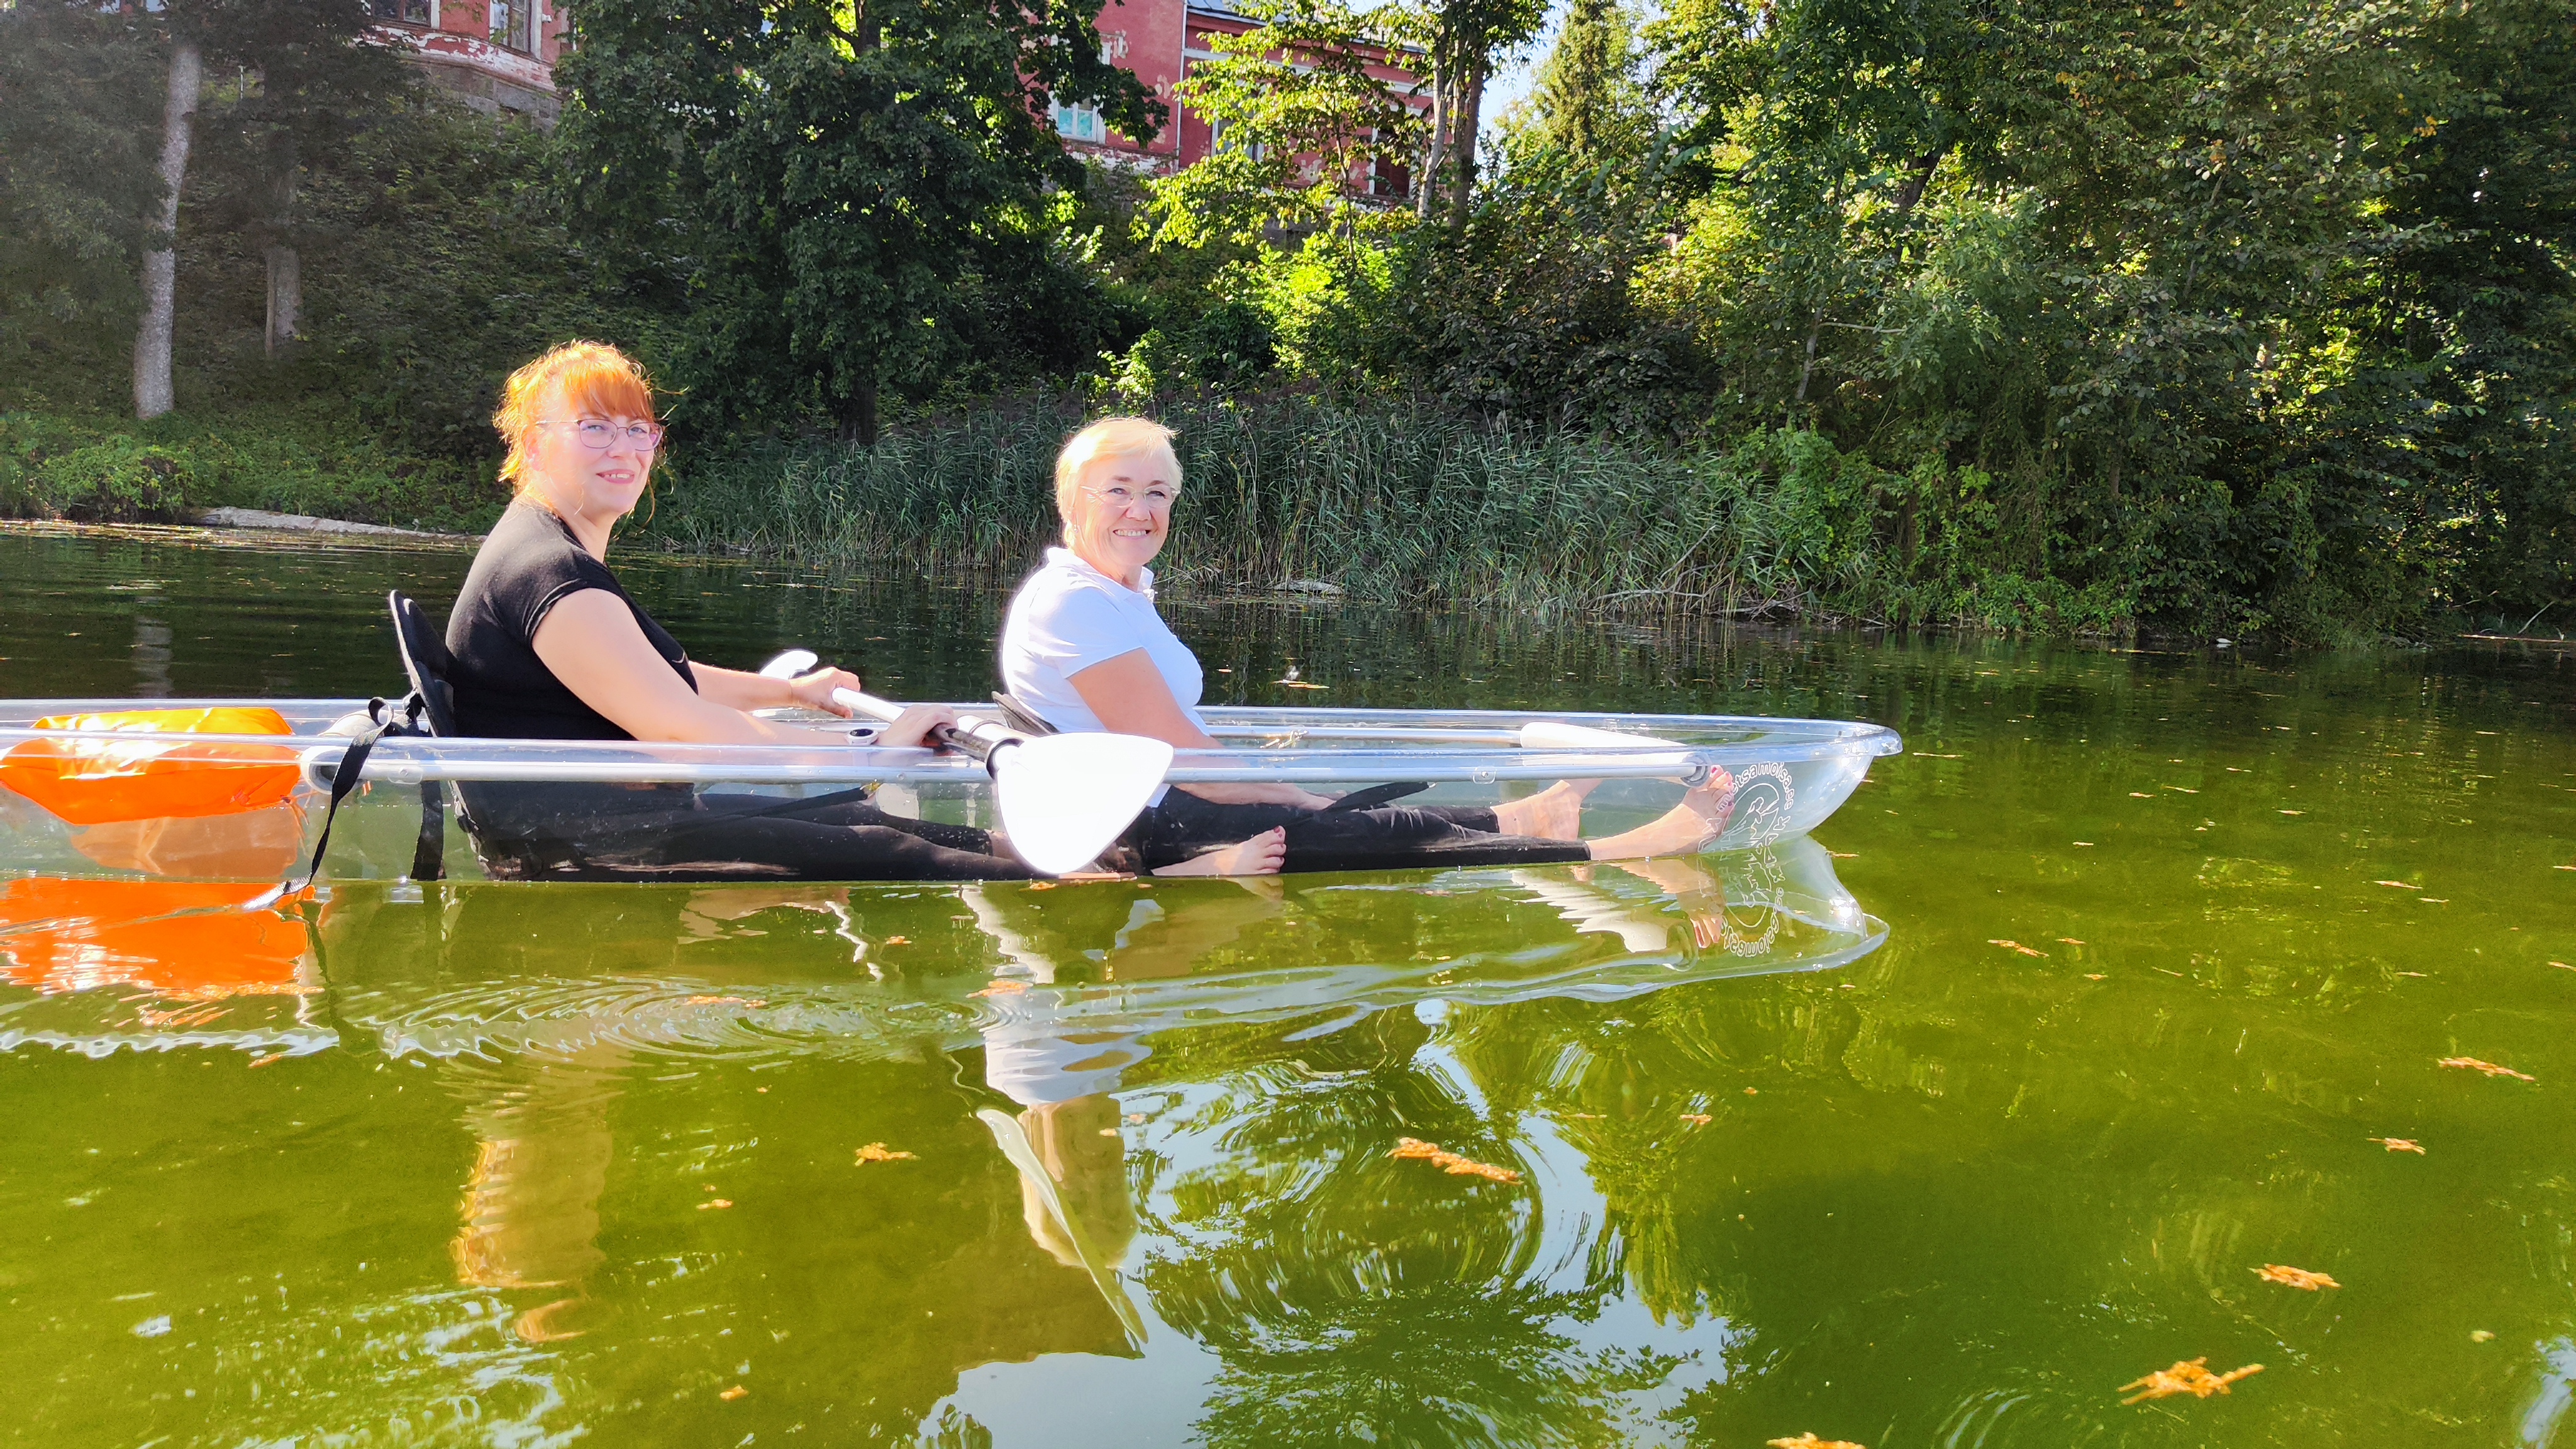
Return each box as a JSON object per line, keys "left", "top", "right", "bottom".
{"left": 3, "top": 521, "right": 2573, "bottom": 1448}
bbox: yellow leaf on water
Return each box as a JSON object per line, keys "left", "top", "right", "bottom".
{"left": 2370, "top": 1137, "right": 2426, "bottom": 1154}
{"left": 1680, "top": 1113, "right": 1713, "bottom": 1125}
{"left": 1989, "top": 939, "right": 2048, "bottom": 957}
{"left": 1768, "top": 1435, "right": 1867, "bottom": 1449}
{"left": 2058, "top": 937, "right": 2086, "bottom": 945}
{"left": 699, "top": 1199, "right": 733, "bottom": 1210}
{"left": 2255, "top": 1263, "right": 2340, "bottom": 1291}
{"left": 1390, "top": 1136, "right": 1521, "bottom": 1184}
{"left": 2119, "top": 1357, "right": 2263, "bottom": 1405}
{"left": 855, "top": 1143, "right": 916, "bottom": 1164}
{"left": 247, "top": 1052, "right": 286, "bottom": 1069}
{"left": 719, "top": 1385, "right": 748, "bottom": 1401}
{"left": 972, "top": 980, "right": 1030, "bottom": 997}
{"left": 2438, "top": 1056, "right": 2535, "bottom": 1081}
{"left": 882, "top": 936, "right": 909, "bottom": 945}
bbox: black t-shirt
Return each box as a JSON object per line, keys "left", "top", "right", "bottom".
{"left": 444, "top": 499, "right": 697, "bottom": 740}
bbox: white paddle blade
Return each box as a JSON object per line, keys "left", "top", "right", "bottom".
{"left": 759, "top": 648, "right": 819, "bottom": 679}
{"left": 1519, "top": 721, "right": 1683, "bottom": 750}
{"left": 990, "top": 733, "right": 1174, "bottom": 875}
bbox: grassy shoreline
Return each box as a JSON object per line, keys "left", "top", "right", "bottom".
{"left": 1, "top": 396, "right": 2433, "bottom": 641}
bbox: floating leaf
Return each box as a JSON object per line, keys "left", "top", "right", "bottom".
{"left": 1026, "top": 882, "right": 1058, "bottom": 891}
{"left": 882, "top": 935, "right": 909, "bottom": 945}
{"left": 972, "top": 980, "right": 1030, "bottom": 997}
{"left": 2370, "top": 1137, "right": 2426, "bottom": 1154}
{"left": 2084, "top": 973, "right": 2107, "bottom": 980}
{"left": 2438, "top": 1057, "right": 2534, "bottom": 1081}
{"left": 1767, "top": 1436, "right": 1866, "bottom": 1449}
{"left": 1389, "top": 1136, "right": 1521, "bottom": 1184}
{"left": 1680, "top": 1113, "right": 1713, "bottom": 1125}
{"left": 2119, "top": 1357, "right": 2263, "bottom": 1404}
{"left": 719, "top": 1385, "right": 748, "bottom": 1401}
{"left": 1989, "top": 939, "right": 2047, "bottom": 957}
{"left": 2254, "top": 1264, "right": 2340, "bottom": 1291}
{"left": 2372, "top": 880, "right": 2415, "bottom": 889}
{"left": 699, "top": 1199, "right": 733, "bottom": 1210}
{"left": 1124, "top": 1113, "right": 1146, "bottom": 1124}
{"left": 2280, "top": 809, "right": 2304, "bottom": 816}
{"left": 2129, "top": 792, "right": 2153, "bottom": 799}
{"left": 2058, "top": 937, "right": 2086, "bottom": 945}
{"left": 2471, "top": 1330, "right": 2496, "bottom": 1343}
{"left": 855, "top": 1143, "right": 916, "bottom": 1164}
{"left": 246, "top": 1052, "right": 285, "bottom": 1069}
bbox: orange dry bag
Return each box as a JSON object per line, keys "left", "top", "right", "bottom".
{"left": 0, "top": 707, "right": 303, "bottom": 825}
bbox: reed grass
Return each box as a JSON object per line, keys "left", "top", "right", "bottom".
{"left": 642, "top": 396, "right": 1953, "bottom": 621}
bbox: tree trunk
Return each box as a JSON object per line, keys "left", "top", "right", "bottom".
{"left": 843, "top": 382, "right": 879, "bottom": 447}
{"left": 264, "top": 131, "right": 301, "bottom": 357}
{"left": 133, "top": 41, "right": 203, "bottom": 421}
{"left": 264, "top": 245, "right": 301, "bottom": 355}
{"left": 1416, "top": 58, "right": 1446, "bottom": 219}
{"left": 1446, "top": 54, "right": 1487, "bottom": 221}
{"left": 1888, "top": 143, "right": 1949, "bottom": 218}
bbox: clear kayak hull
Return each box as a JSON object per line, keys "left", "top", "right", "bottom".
{"left": 0, "top": 698, "right": 1900, "bottom": 882}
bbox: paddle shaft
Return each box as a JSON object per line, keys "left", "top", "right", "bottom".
{"left": 832, "top": 687, "right": 1015, "bottom": 765}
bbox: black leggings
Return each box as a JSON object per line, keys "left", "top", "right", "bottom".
{"left": 1136, "top": 790, "right": 1589, "bottom": 874}
{"left": 479, "top": 787, "right": 1038, "bottom": 882}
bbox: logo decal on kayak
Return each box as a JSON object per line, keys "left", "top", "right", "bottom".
{"left": 1730, "top": 762, "right": 1795, "bottom": 847}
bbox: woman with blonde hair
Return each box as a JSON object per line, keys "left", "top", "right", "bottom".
{"left": 999, "top": 417, "right": 1736, "bottom": 874}
{"left": 443, "top": 342, "right": 1214, "bottom": 879}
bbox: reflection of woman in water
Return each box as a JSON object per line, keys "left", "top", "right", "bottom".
{"left": 965, "top": 878, "right": 1285, "bottom": 1282}
{"left": 450, "top": 1046, "right": 625, "bottom": 1343}
{"left": 423, "top": 886, "right": 867, "bottom": 1343}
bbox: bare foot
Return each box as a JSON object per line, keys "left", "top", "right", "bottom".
{"left": 1153, "top": 827, "right": 1287, "bottom": 877}
{"left": 1582, "top": 770, "right": 1736, "bottom": 861}
{"left": 1491, "top": 779, "right": 1600, "bottom": 841}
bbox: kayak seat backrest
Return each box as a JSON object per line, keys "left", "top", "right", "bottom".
{"left": 989, "top": 692, "right": 1058, "bottom": 736}
{"left": 387, "top": 589, "right": 523, "bottom": 877}
{"left": 387, "top": 591, "right": 463, "bottom": 739}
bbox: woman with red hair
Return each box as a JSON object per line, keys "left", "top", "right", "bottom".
{"left": 441, "top": 341, "right": 1046, "bottom": 879}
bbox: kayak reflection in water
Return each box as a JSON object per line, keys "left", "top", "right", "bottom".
{"left": 999, "top": 418, "right": 1740, "bottom": 875}
{"left": 432, "top": 345, "right": 975, "bottom": 879}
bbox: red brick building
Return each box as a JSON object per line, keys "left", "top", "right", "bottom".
{"left": 364, "top": 0, "right": 1424, "bottom": 197}
{"left": 367, "top": 0, "right": 570, "bottom": 123}
{"left": 1055, "top": 0, "right": 1428, "bottom": 197}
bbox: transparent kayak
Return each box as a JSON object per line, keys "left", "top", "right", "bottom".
{"left": 0, "top": 697, "right": 1901, "bottom": 882}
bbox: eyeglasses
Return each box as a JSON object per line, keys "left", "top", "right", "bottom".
{"left": 546, "top": 418, "right": 664, "bottom": 452}
{"left": 1085, "top": 484, "right": 1180, "bottom": 511}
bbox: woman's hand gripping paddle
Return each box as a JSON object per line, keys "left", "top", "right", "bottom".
{"left": 830, "top": 687, "right": 1171, "bottom": 877}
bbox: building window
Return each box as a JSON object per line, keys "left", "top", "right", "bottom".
{"left": 491, "top": 0, "right": 532, "bottom": 52}
{"left": 1055, "top": 100, "right": 1104, "bottom": 145}
{"left": 1211, "top": 118, "right": 1263, "bottom": 162}
{"left": 370, "top": 0, "right": 432, "bottom": 23}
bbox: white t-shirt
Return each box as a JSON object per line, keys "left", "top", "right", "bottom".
{"left": 1000, "top": 547, "right": 1208, "bottom": 740}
